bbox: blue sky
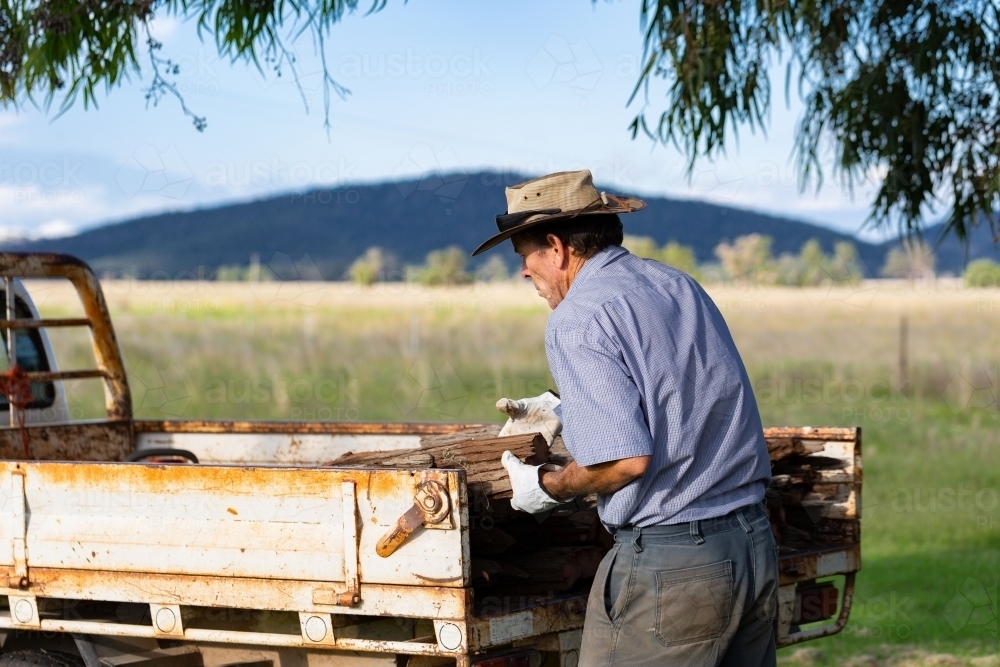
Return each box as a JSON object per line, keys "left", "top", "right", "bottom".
{"left": 0, "top": 0, "right": 893, "bottom": 242}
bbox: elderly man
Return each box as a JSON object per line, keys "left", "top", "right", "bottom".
{"left": 473, "top": 170, "right": 777, "bottom": 667}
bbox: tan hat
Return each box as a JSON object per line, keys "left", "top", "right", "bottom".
{"left": 472, "top": 170, "right": 646, "bottom": 256}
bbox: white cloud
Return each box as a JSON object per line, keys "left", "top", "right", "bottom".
{"left": 37, "top": 219, "right": 78, "bottom": 239}
{"left": 0, "top": 183, "right": 108, "bottom": 239}
{"left": 0, "top": 113, "right": 24, "bottom": 146}
{"left": 148, "top": 16, "right": 182, "bottom": 40}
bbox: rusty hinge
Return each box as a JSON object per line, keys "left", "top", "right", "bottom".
{"left": 375, "top": 471, "right": 453, "bottom": 558}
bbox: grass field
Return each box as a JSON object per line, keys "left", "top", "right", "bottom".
{"left": 22, "top": 277, "right": 1000, "bottom": 666}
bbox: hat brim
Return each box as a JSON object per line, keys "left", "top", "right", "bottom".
{"left": 471, "top": 196, "right": 646, "bottom": 256}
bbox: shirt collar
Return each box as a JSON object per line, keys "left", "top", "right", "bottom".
{"left": 569, "top": 245, "right": 628, "bottom": 292}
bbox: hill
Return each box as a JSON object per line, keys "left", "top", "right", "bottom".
{"left": 8, "top": 170, "right": 991, "bottom": 278}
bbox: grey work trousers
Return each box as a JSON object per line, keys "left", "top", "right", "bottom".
{"left": 579, "top": 501, "right": 778, "bottom": 667}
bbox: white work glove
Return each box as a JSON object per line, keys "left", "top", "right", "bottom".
{"left": 501, "top": 450, "right": 564, "bottom": 514}
{"left": 496, "top": 390, "right": 562, "bottom": 444}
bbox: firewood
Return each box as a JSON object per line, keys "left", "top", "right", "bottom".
{"left": 767, "top": 437, "right": 826, "bottom": 461}
{"left": 471, "top": 558, "right": 529, "bottom": 583}
{"left": 328, "top": 432, "right": 550, "bottom": 500}
{"left": 470, "top": 526, "right": 517, "bottom": 555}
{"left": 418, "top": 425, "right": 501, "bottom": 447}
{"left": 503, "top": 546, "right": 604, "bottom": 591}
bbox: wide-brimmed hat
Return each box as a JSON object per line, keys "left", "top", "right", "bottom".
{"left": 472, "top": 170, "right": 646, "bottom": 256}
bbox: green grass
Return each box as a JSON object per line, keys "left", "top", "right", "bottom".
{"left": 762, "top": 397, "right": 1000, "bottom": 664}
{"left": 29, "top": 281, "right": 1000, "bottom": 664}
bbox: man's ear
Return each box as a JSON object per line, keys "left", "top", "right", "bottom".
{"left": 545, "top": 233, "right": 570, "bottom": 268}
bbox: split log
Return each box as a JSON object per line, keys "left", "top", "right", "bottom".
{"left": 766, "top": 437, "right": 827, "bottom": 462}
{"left": 470, "top": 526, "right": 517, "bottom": 555}
{"left": 502, "top": 546, "right": 604, "bottom": 592}
{"left": 471, "top": 558, "right": 529, "bottom": 583}
{"left": 417, "top": 425, "right": 501, "bottom": 447}
{"left": 329, "top": 432, "right": 550, "bottom": 500}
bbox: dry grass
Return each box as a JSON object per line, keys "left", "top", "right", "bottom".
{"left": 26, "top": 277, "right": 1000, "bottom": 367}
{"left": 19, "top": 277, "right": 1000, "bottom": 663}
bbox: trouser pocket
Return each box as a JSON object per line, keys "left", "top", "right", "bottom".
{"left": 599, "top": 544, "right": 631, "bottom": 624}
{"left": 654, "top": 559, "right": 734, "bottom": 647}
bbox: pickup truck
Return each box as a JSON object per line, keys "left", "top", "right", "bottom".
{"left": 0, "top": 253, "right": 861, "bottom": 667}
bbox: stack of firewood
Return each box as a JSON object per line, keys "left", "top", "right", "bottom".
{"left": 332, "top": 425, "right": 861, "bottom": 585}
{"left": 330, "top": 426, "right": 612, "bottom": 597}
{"left": 764, "top": 432, "right": 858, "bottom": 552}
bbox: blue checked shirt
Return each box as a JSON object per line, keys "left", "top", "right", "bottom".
{"left": 547, "top": 246, "right": 770, "bottom": 529}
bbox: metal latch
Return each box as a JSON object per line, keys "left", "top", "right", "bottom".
{"left": 376, "top": 474, "right": 452, "bottom": 558}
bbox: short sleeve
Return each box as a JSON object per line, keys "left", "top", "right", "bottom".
{"left": 546, "top": 321, "right": 653, "bottom": 467}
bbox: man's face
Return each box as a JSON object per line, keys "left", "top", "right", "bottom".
{"left": 513, "top": 235, "right": 569, "bottom": 309}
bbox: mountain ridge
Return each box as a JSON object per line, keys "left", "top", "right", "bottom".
{"left": 6, "top": 171, "right": 997, "bottom": 278}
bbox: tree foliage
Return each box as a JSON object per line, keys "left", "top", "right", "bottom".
{"left": 714, "top": 233, "right": 774, "bottom": 283}
{"left": 347, "top": 246, "right": 390, "bottom": 285}
{"left": 0, "top": 0, "right": 373, "bottom": 129}
{"left": 4, "top": 0, "right": 998, "bottom": 247}
{"left": 713, "top": 234, "right": 864, "bottom": 284}
{"left": 415, "top": 246, "right": 472, "bottom": 286}
{"left": 879, "top": 242, "right": 936, "bottom": 280}
{"left": 474, "top": 255, "right": 510, "bottom": 282}
{"left": 622, "top": 234, "right": 701, "bottom": 279}
{"left": 634, "top": 0, "right": 1000, "bottom": 243}
{"left": 964, "top": 258, "right": 1000, "bottom": 287}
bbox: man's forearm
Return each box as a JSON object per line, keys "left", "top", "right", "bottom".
{"left": 540, "top": 456, "right": 650, "bottom": 500}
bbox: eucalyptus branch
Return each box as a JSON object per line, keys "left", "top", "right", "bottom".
{"left": 143, "top": 28, "right": 206, "bottom": 131}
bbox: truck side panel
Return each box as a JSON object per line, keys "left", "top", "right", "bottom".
{"left": 0, "top": 462, "right": 469, "bottom": 589}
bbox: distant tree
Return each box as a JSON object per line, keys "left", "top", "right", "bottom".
{"left": 773, "top": 239, "right": 864, "bottom": 286}
{"left": 880, "top": 243, "right": 936, "bottom": 280}
{"left": 797, "top": 239, "right": 827, "bottom": 286}
{"left": 623, "top": 235, "right": 701, "bottom": 279}
{"left": 215, "top": 265, "right": 244, "bottom": 282}
{"left": 347, "top": 247, "right": 390, "bottom": 286}
{"left": 418, "top": 246, "right": 472, "bottom": 286}
{"left": 715, "top": 234, "right": 774, "bottom": 284}
{"left": 828, "top": 242, "right": 865, "bottom": 284}
{"left": 964, "top": 259, "right": 1000, "bottom": 288}
{"left": 622, "top": 235, "right": 661, "bottom": 260}
{"left": 475, "top": 255, "right": 509, "bottom": 282}
{"left": 660, "top": 241, "right": 700, "bottom": 279}
{"left": 214, "top": 263, "right": 274, "bottom": 281}
{"left": 634, "top": 1, "right": 1000, "bottom": 244}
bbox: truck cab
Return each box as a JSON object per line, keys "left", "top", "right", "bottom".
{"left": 0, "top": 279, "right": 69, "bottom": 426}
